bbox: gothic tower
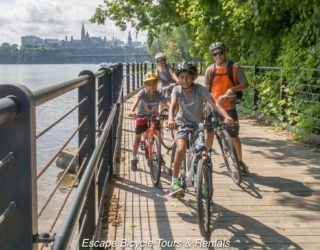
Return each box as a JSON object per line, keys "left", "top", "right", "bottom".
{"left": 127, "top": 30, "right": 133, "bottom": 47}
{"left": 81, "top": 23, "right": 85, "bottom": 40}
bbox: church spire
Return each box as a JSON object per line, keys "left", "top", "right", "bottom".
{"left": 127, "top": 30, "right": 133, "bottom": 47}
{"left": 81, "top": 22, "right": 85, "bottom": 40}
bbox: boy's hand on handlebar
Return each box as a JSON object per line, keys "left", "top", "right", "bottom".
{"left": 168, "top": 120, "right": 176, "bottom": 129}
{"left": 224, "top": 117, "right": 233, "bottom": 126}
{"left": 129, "top": 111, "right": 136, "bottom": 118}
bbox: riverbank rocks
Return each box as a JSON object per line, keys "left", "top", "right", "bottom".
{"left": 55, "top": 148, "right": 78, "bottom": 173}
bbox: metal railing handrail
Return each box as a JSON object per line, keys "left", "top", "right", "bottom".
{"left": 0, "top": 62, "right": 153, "bottom": 249}
{"left": 0, "top": 97, "right": 19, "bottom": 125}
{"left": 52, "top": 104, "right": 118, "bottom": 249}
{"left": 241, "top": 65, "right": 320, "bottom": 72}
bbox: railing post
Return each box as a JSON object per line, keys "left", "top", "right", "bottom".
{"left": 136, "top": 63, "right": 139, "bottom": 88}
{"left": 126, "top": 63, "right": 130, "bottom": 95}
{"left": 151, "top": 63, "right": 155, "bottom": 72}
{"left": 144, "top": 63, "right": 147, "bottom": 76}
{"left": 132, "top": 63, "right": 136, "bottom": 91}
{"left": 0, "top": 85, "right": 37, "bottom": 250}
{"left": 141, "top": 63, "right": 144, "bottom": 87}
{"left": 78, "top": 70, "right": 96, "bottom": 249}
{"left": 280, "top": 68, "right": 287, "bottom": 123}
{"left": 253, "top": 65, "right": 259, "bottom": 107}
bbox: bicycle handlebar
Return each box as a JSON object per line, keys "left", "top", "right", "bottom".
{"left": 131, "top": 113, "right": 168, "bottom": 120}
{"left": 161, "top": 83, "right": 176, "bottom": 92}
{"left": 216, "top": 94, "right": 236, "bottom": 104}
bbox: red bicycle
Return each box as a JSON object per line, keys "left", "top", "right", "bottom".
{"left": 135, "top": 114, "right": 167, "bottom": 186}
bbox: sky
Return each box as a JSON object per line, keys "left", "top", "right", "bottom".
{"left": 0, "top": 0, "right": 147, "bottom": 46}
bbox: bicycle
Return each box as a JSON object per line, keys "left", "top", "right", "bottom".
{"left": 135, "top": 114, "right": 167, "bottom": 186}
{"left": 159, "top": 83, "right": 176, "bottom": 150}
{"left": 170, "top": 123, "right": 213, "bottom": 239}
{"left": 207, "top": 94, "right": 241, "bottom": 185}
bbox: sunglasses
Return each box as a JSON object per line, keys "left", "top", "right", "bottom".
{"left": 156, "top": 59, "right": 165, "bottom": 63}
{"left": 145, "top": 83, "right": 157, "bottom": 87}
{"left": 212, "top": 51, "right": 225, "bottom": 57}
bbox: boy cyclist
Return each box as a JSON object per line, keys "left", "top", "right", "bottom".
{"left": 168, "top": 62, "right": 233, "bottom": 197}
{"left": 129, "top": 72, "right": 167, "bottom": 171}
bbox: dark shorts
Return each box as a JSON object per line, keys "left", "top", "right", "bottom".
{"left": 135, "top": 120, "right": 161, "bottom": 135}
{"left": 207, "top": 109, "right": 240, "bottom": 137}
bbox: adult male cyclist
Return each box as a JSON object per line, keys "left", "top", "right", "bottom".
{"left": 205, "top": 42, "right": 249, "bottom": 176}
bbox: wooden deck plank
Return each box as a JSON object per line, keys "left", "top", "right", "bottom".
{"left": 99, "top": 78, "right": 320, "bottom": 249}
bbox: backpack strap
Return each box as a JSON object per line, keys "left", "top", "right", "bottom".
{"left": 209, "top": 61, "right": 239, "bottom": 92}
{"left": 208, "top": 64, "right": 216, "bottom": 93}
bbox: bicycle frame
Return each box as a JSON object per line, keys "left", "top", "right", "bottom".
{"left": 144, "top": 119, "right": 159, "bottom": 160}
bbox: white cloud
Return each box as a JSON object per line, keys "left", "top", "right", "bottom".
{"left": 0, "top": 0, "right": 147, "bottom": 45}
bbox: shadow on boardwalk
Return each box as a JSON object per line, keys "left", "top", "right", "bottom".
{"left": 99, "top": 99, "right": 320, "bottom": 249}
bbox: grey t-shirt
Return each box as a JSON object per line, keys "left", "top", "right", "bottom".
{"left": 136, "top": 90, "right": 167, "bottom": 115}
{"left": 171, "top": 83, "right": 212, "bottom": 125}
{"left": 157, "top": 64, "right": 174, "bottom": 87}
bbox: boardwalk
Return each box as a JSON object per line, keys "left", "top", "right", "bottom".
{"left": 99, "top": 82, "right": 320, "bottom": 249}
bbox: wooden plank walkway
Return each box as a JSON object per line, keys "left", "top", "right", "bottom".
{"left": 99, "top": 80, "right": 320, "bottom": 249}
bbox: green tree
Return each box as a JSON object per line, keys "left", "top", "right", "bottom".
{"left": 149, "top": 26, "right": 194, "bottom": 62}
{"left": 91, "top": 0, "right": 320, "bottom": 139}
{"left": 0, "top": 43, "right": 19, "bottom": 63}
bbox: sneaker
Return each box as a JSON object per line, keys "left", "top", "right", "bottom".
{"left": 169, "top": 182, "right": 184, "bottom": 197}
{"left": 131, "top": 159, "right": 138, "bottom": 171}
{"left": 239, "top": 161, "right": 249, "bottom": 176}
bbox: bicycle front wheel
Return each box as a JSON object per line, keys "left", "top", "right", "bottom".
{"left": 217, "top": 130, "right": 241, "bottom": 185}
{"left": 148, "top": 135, "right": 161, "bottom": 186}
{"left": 196, "top": 156, "right": 213, "bottom": 239}
{"left": 159, "top": 108, "right": 174, "bottom": 150}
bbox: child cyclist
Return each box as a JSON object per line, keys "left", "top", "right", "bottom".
{"left": 168, "top": 62, "right": 233, "bottom": 197}
{"left": 129, "top": 72, "right": 167, "bottom": 171}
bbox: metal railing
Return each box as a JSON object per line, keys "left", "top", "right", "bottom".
{"left": 240, "top": 65, "right": 320, "bottom": 137}
{"left": 0, "top": 62, "right": 147, "bottom": 249}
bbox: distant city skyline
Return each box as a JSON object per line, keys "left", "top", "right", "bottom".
{"left": 0, "top": 0, "right": 147, "bottom": 46}
{"left": 21, "top": 24, "right": 146, "bottom": 49}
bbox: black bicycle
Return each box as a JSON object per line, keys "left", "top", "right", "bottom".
{"left": 159, "top": 83, "right": 176, "bottom": 150}
{"left": 208, "top": 94, "right": 242, "bottom": 185}
{"left": 170, "top": 123, "right": 213, "bottom": 239}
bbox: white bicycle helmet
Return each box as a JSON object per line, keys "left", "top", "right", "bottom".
{"left": 155, "top": 52, "right": 167, "bottom": 61}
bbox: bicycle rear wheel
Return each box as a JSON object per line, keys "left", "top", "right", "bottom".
{"left": 148, "top": 135, "right": 161, "bottom": 186}
{"left": 196, "top": 156, "right": 213, "bottom": 239}
{"left": 217, "top": 129, "right": 241, "bottom": 185}
{"left": 159, "top": 108, "right": 174, "bottom": 150}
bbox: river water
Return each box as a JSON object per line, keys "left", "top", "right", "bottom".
{"left": 0, "top": 64, "right": 103, "bottom": 234}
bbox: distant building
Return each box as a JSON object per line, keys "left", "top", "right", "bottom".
{"left": 127, "top": 30, "right": 133, "bottom": 47}
{"left": 21, "top": 36, "right": 44, "bottom": 46}
{"left": 44, "top": 39, "right": 63, "bottom": 47}
{"left": 20, "top": 23, "right": 146, "bottom": 50}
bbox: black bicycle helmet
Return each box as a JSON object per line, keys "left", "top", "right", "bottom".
{"left": 209, "top": 42, "right": 227, "bottom": 53}
{"left": 174, "top": 61, "right": 198, "bottom": 78}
